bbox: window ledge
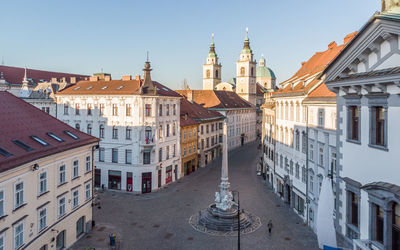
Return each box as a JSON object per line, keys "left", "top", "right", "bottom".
{"left": 84, "top": 170, "right": 92, "bottom": 175}
{"left": 57, "top": 182, "right": 68, "bottom": 188}
{"left": 368, "top": 144, "right": 388, "bottom": 152}
{"left": 346, "top": 223, "right": 360, "bottom": 233}
{"left": 72, "top": 176, "right": 81, "bottom": 181}
{"left": 0, "top": 214, "right": 8, "bottom": 220}
{"left": 13, "top": 203, "right": 27, "bottom": 213}
{"left": 37, "top": 190, "right": 50, "bottom": 198}
{"left": 346, "top": 139, "right": 361, "bottom": 145}
{"left": 38, "top": 226, "right": 48, "bottom": 234}
{"left": 15, "top": 243, "right": 25, "bottom": 250}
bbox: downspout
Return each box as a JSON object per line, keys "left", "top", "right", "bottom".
{"left": 305, "top": 102, "right": 309, "bottom": 226}
{"left": 273, "top": 103, "right": 276, "bottom": 192}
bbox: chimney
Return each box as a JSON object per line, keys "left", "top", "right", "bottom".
{"left": 104, "top": 75, "right": 111, "bottom": 81}
{"left": 301, "top": 62, "right": 306, "bottom": 66}
{"left": 328, "top": 41, "right": 337, "bottom": 49}
{"left": 70, "top": 77, "right": 76, "bottom": 84}
{"left": 89, "top": 76, "right": 99, "bottom": 82}
{"left": 344, "top": 32, "right": 357, "bottom": 44}
{"left": 186, "top": 90, "right": 193, "bottom": 103}
{"left": 122, "top": 75, "right": 132, "bottom": 81}
{"left": 135, "top": 75, "right": 141, "bottom": 81}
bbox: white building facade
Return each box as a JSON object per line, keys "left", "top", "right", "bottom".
{"left": 56, "top": 62, "right": 182, "bottom": 194}
{"left": 324, "top": 4, "right": 400, "bottom": 249}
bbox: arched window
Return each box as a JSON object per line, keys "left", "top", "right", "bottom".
{"left": 206, "top": 70, "right": 210, "bottom": 78}
{"left": 290, "top": 128, "right": 293, "bottom": 147}
{"left": 285, "top": 102, "right": 289, "bottom": 120}
{"left": 302, "top": 131, "right": 307, "bottom": 153}
{"left": 112, "top": 126, "right": 118, "bottom": 139}
{"left": 285, "top": 128, "right": 288, "bottom": 145}
{"left": 75, "top": 123, "right": 80, "bottom": 130}
{"left": 280, "top": 102, "right": 284, "bottom": 119}
{"left": 99, "top": 124, "right": 104, "bottom": 138}
{"left": 251, "top": 67, "right": 254, "bottom": 76}
{"left": 296, "top": 102, "right": 300, "bottom": 122}
{"left": 215, "top": 69, "right": 219, "bottom": 78}
{"left": 240, "top": 67, "right": 245, "bottom": 76}
{"left": 87, "top": 124, "right": 92, "bottom": 135}
{"left": 290, "top": 102, "right": 294, "bottom": 121}
{"left": 295, "top": 130, "right": 300, "bottom": 151}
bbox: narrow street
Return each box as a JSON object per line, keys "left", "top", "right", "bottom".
{"left": 72, "top": 142, "right": 319, "bottom": 250}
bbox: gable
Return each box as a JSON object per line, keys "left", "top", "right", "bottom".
{"left": 324, "top": 15, "right": 400, "bottom": 82}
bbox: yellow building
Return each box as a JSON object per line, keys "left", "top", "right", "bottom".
{"left": 180, "top": 113, "right": 198, "bottom": 176}
{"left": 0, "top": 91, "right": 99, "bottom": 250}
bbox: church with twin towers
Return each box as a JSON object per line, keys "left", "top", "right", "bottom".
{"left": 202, "top": 28, "right": 277, "bottom": 107}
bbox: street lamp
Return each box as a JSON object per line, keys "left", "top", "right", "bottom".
{"left": 232, "top": 190, "right": 240, "bottom": 250}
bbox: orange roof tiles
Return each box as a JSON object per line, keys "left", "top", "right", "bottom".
{"left": 180, "top": 97, "right": 224, "bottom": 127}
{"left": 307, "top": 83, "right": 336, "bottom": 98}
{"left": 0, "top": 91, "right": 99, "bottom": 172}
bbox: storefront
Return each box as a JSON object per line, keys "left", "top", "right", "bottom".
{"left": 165, "top": 165, "right": 172, "bottom": 184}
{"left": 108, "top": 170, "right": 121, "bottom": 190}
{"left": 141, "top": 172, "right": 152, "bottom": 193}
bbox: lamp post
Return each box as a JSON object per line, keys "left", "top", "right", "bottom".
{"left": 232, "top": 190, "right": 240, "bottom": 250}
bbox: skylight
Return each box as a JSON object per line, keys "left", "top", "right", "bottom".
{"left": 30, "top": 136, "right": 49, "bottom": 146}
{"left": 101, "top": 86, "right": 108, "bottom": 90}
{"left": 64, "top": 130, "right": 79, "bottom": 140}
{"left": 74, "top": 86, "right": 81, "bottom": 90}
{"left": 116, "top": 86, "right": 124, "bottom": 90}
{"left": 12, "top": 139, "right": 34, "bottom": 152}
{"left": 0, "top": 147, "right": 12, "bottom": 157}
{"left": 162, "top": 87, "right": 169, "bottom": 91}
{"left": 47, "top": 132, "right": 64, "bottom": 142}
{"left": 87, "top": 86, "right": 93, "bottom": 90}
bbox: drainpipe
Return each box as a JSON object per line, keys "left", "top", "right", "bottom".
{"left": 305, "top": 103, "right": 309, "bottom": 226}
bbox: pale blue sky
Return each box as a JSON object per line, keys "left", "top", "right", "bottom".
{"left": 1, "top": 0, "right": 380, "bottom": 89}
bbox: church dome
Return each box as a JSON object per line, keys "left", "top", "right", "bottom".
{"left": 256, "top": 56, "right": 276, "bottom": 79}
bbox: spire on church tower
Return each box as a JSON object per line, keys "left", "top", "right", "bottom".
{"left": 140, "top": 54, "right": 157, "bottom": 95}
{"left": 19, "top": 67, "right": 31, "bottom": 98}
{"left": 241, "top": 27, "right": 252, "bottom": 55}
{"left": 203, "top": 33, "right": 222, "bottom": 90}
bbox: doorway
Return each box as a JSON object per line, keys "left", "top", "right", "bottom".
{"left": 56, "top": 230, "right": 66, "bottom": 250}
{"left": 141, "top": 172, "right": 152, "bottom": 193}
{"left": 158, "top": 169, "right": 161, "bottom": 188}
{"left": 241, "top": 135, "right": 244, "bottom": 146}
{"left": 126, "top": 172, "right": 133, "bottom": 192}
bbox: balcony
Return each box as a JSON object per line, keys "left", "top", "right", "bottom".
{"left": 353, "top": 239, "right": 383, "bottom": 250}
{"left": 140, "top": 136, "right": 156, "bottom": 146}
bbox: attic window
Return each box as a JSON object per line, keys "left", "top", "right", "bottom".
{"left": 47, "top": 132, "right": 64, "bottom": 142}
{"left": 64, "top": 130, "right": 79, "bottom": 140}
{"left": 117, "top": 86, "right": 124, "bottom": 90}
{"left": 162, "top": 87, "right": 169, "bottom": 91}
{"left": 101, "top": 86, "right": 108, "bottom": 90}
{"left": 12, "top": 139, "right": 34, "bottom": 152}
{"left": 87, "top": 86, "right": 93, "bottom": 90}
{"left": 74, "top": 86, "right": 81, "bottom": 90}
{"left": 0, "top": 147, "right": 12, "bottom": 157}
{"left": 31, "top": 136, "right": 49, "bottom": 146}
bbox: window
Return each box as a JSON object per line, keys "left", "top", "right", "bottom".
{"left": 319, "top": 147, "right": 324, "bottom": 166}
{"left": 302, "top": 132, "right": 307, "bottom": 153}
{"left": 63, "top": 104, "right": 69, "bottom": 115}
{"left": 280, "top": 155, "right": 283, "bottom": 168}
{"left": 72, "top": 189, "right": 79, "bottom": 209}
{"left": 75, "top": 103, "right": 80, "bottom": 115}
{"left": 125, "top": 149, "right": 132, "bottom": 164}
{"left": 166, "top": 104, "right": 170, "bottom": 116}
{"left": 99, "top": 124, "right": 104, "bottom": 138}
{"left": 285, "top": 102, "right": 288, "bottom": 120}
{"left": 0, "top": 190, "right": 4, "bottom": 217}
{"left": 47, "top": 132, "right": 63, "bottom": 142}
{"left": 112, "top": 148, "right": 118, "bottom": 163}
{"left": 100, "top": 103, "right": 105, "bottom": 116}
{"left": 240, "top": 67, "right": 245, "bottom": 76}
{"left": 143, "top": 151, "right": 151, "bottom": 164}
{"left": 85, "top": 156, "right": 91, "bottom": 172}
{"left": 206, "top": 69, "right": 210, "bottom": 78}
{"left": 290, "top": 102, "right": 294, "bottom": 121}
{"left": 295, "top": 130, "right": 300, "bottom": 151}
{"left": 14, "top": 182, "right": 24, "bottom": 208}
{"left": 183, "top": 147, "right": 186, "bottom": 156}
{"left": 145, "top": 104, "right": 152, "bottom": 117}
{"left": 75, "top": 123, "right": 80, "bottom": 130}
{"left": 309, "top": 174, "right": 314, "bottom": 193}
{"left": 349, "top": 191, "right": 359, "bottom": 227}
{"left": 41, "top": 106, "right": 50, "bottom": 113}
{"left": 301, "top": 166, "right": 306, "bottom": 183}
{"left": 295, "top": 163, "right": 300, "bottom": 179}
{"left": 76, "top": 216, "right": 85, "bottom": 238}
{"left": 173, "top": 104, "right": 176, "bottom": 115}
{"left": 85, "top": 183, "right": 91, "bottom": 200}
{"left": 87, "top": 124, "right": 92, "bottom": 135}
{"left": 166, "top": 146, "right": 170, "bottom": 159}
{"left": 126, "top": 127, "right": 131, "bottom": 140}
{"left": 159, "top": 148, "right": 163, "bottom": 162}
{"left": 173, "top": 144, "right": 176, "bottom": 157}
{"left": 39, "top": 171, "right": 47, "bottom": 195}
{"left": 159, "top": 125, "right": 163, "bottom": 139}
{"left": 112, "top": 126, "right": 118, "bottom": 139}
{"left": 375, "top": 204, "right": 384, "bottom": 244}
{"left": 59, "top": 165, "right": 66, "bottom": 185}
{"left": 73, "top": 160, "right": 79, "bottom": 178}
{"left": 183, "top": 130, "right": 186, "bottom": 140}
{"left": 38, "top": 207, "right": 47, "bottom": 232}
{"left": 126, "top": 104, "right": 132, "bottom": 116}
{"left": 371, "top": 106, "right": 386, "bottom": 147}
{"left": 393, "top": 203, "right": 400, "bottom": 250}
{"left": 112, "top": 104, "right": 118, "bottom": 116}
{"left": 87, "top": 104, "right": 92, "bottom": 115}
{"left": 0, "top": 232, "right": 4, "bottom": 250}
{"left": 166, "top": 124, "right": 170, "bottom": 137}
{"left": 201, "top": 125, "right": 204, "bottom": 135}
{"left": 159, "top": 104, "right": 163, "bottom": 116}
{"left": 318, "top": 109, "right": 324, "bottom": 127}
{"left": 289, "top": 161, "right": 293, "bottom": 175}
{"left": 206, "top": 125, "right": 209, "bottom": 133}
{"left": 309, "top": 144, "right": 314, "bottom": 161}
{"left": 296, "top": 103, "right": 300, "bottom": 122}
{"left": 293, "top": 193, "right": 304, "bottom": 215}
{"left": 58, "top": 196, "right": 66, "bottom": 218}
{"left": 250, "top": 67, "right": 254, "bottom": 76}
{"left": 206, "top": 138, "right": 209, "bottom": 148}
{"left": 14, "top": 221, "right": 24, "bottom": 249}
{"left": 99, "top": 147, "right": 105, "bottom": 162}
{"left": 173, "top": 123, "right": 176, "bottom": 136}
{"left": 216, "top": 69, "right": 219, "bottom": 78}
{"left": 348, "top": 106, "right": 360, "bottom": 141}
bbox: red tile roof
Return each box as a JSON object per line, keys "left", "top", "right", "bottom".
{"left": 180, "top": 97, "right": 224, "bottom": 127}
{"left": 176, "top": 90, "right": 255, "bottom": 109}
{"left": 273, "top": 33, "right": 356, "bottom": 97}
{"left": 0, "top": 65, "right": 89, "bottom": 86}
{"left": 307, "top": 83, "right": 336, "bottom": 98}
{"left": 57, "top": 79, "right": 181, "bottom": 97}
{"left": 0, "top": 91, "right": 99, "bottom": 172}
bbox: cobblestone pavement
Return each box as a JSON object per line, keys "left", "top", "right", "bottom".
{"left": 71, "top": 142, "right": 320, "bottom": 250}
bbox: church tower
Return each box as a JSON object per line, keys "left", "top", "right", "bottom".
{"left": 236, "top": 28, "right": 257, "bottom": 105}
{"left": 203, "top": 34, "right": 222, "bottom": 90}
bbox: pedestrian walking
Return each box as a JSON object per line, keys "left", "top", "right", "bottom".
{"left": 267, "top": 219, "right": 273, "bottom": 235}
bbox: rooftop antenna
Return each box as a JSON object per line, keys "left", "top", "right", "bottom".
{"left": 246, "top": 27, "right": 249, "bottom": 36}
{"left": 146, "top": 51, "right": 149, "bottom": 62}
